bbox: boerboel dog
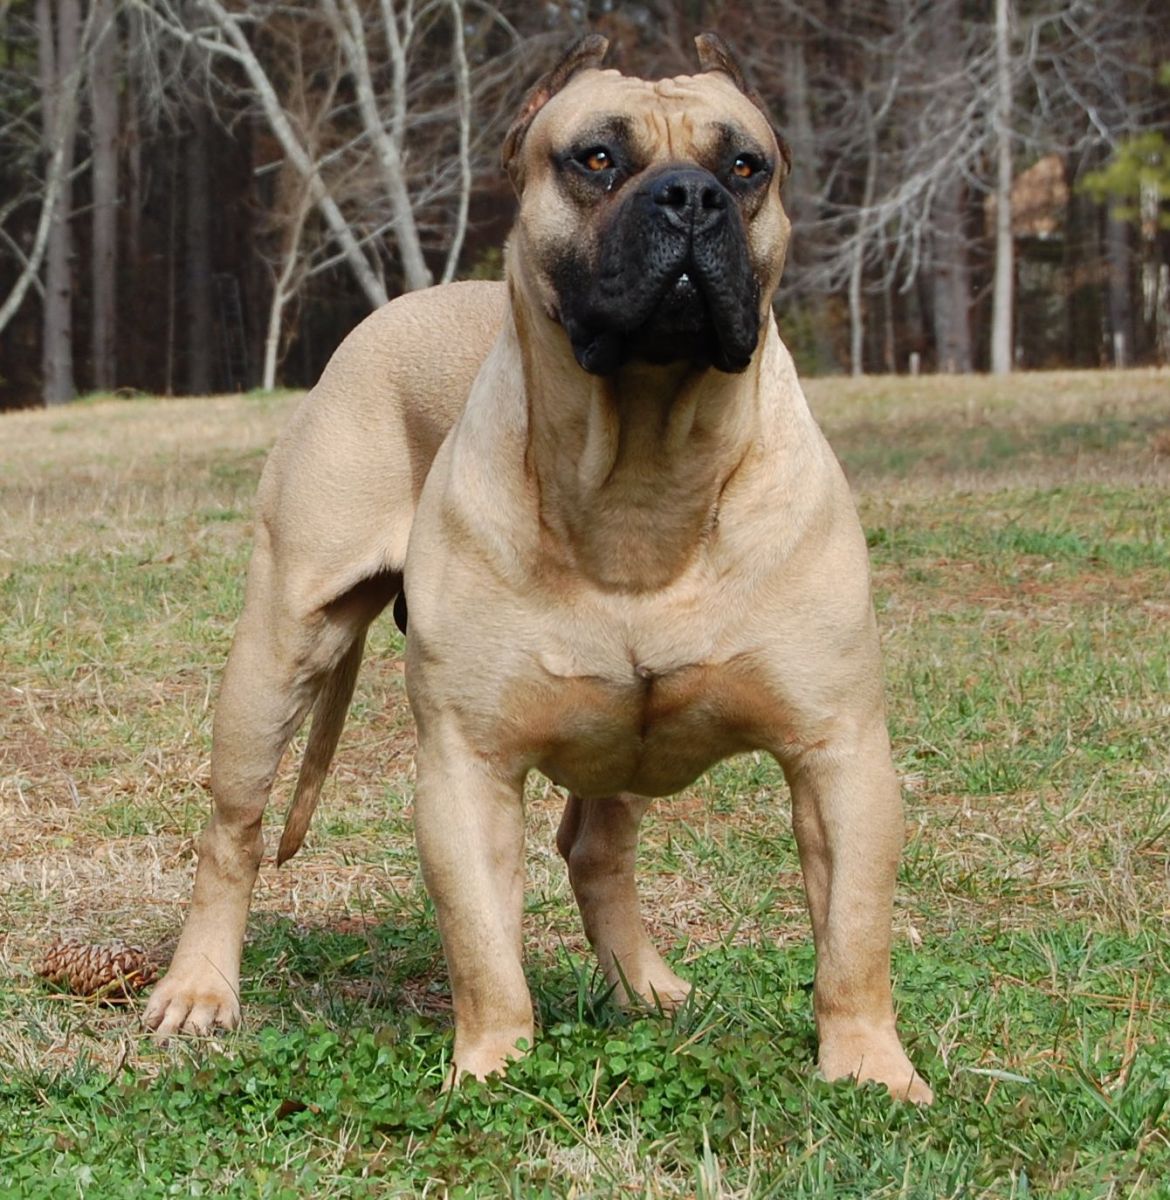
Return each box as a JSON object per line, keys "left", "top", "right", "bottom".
{"left": 145, "top": 34, "right": 932, "bottom": 1104}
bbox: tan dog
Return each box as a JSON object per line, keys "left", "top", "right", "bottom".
{"left": 144, "top": 34, "right": 932, "bottom": 1104}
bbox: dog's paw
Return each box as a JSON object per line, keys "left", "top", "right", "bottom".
{"left": 892, "top": 1069, "right": 934, "bottom": 1105}
{"left": 818, "top": 1029, "right": 934, "bottom": 1105}
{"left": 142, "top": 971, "right": 241, "bottom": 1037}
{"left": 616, "top": 965, "right": 692, "bottom": 1012}
{"left": 606, "top": 949, "right": 692, "bottom": 1012}
{"left": 448, "top": 1027, "right": 532, "bottom": 1087}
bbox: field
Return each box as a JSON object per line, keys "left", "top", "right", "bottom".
{"left": 1, "top": 368, "right": 1168, "bottom": 1197}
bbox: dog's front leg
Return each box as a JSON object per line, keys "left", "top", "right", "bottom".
{"left": 413, "top": 726, "right": 532, "bottom": 1082}
{"left": 780, "top": 720, "right": 934, "bottom": 1104}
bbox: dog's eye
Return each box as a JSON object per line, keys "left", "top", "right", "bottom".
{"left": 578, "top": 147, "right": 613, "bottom": 172}
{"left": 731, "top": 154, "right": 761, "bottom": 180}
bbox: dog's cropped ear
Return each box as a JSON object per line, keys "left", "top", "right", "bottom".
{"left": 694, "top": 34, "right": 760, "bottom": 104}
{"left": 502, "top": 34, "right": 610, "bottom": 189}
{"left": 694, "top": 33, "right": 792, "bottom": 180}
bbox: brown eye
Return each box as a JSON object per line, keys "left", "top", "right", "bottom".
{"left": 581, "top": 148, "right": 611, "bottom": 172}
{"left": 732, "top": 155, "right": 757, "bottom": 179}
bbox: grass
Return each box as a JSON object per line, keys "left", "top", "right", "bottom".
{"left": 1, "top": 368, "right": 1168, "bottom": 1197}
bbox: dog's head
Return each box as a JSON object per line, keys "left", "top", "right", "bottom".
{"left": 503, "top": 34, "right": 791, "bottom": 377}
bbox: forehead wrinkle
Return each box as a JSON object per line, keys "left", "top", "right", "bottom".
{"left": 676, "top": 112, "right": 698, "bottom": 157}
{"left": 629, "top": 110, "right": 670, "bottom": 160}
{"left": 631, "top": 109, "right": 704, "bottom": 162}
{"left": 661, "top": 112, "right": 676, "bottom": 159}
{"left": 661, "top": 74, "right": 774, "bottom": 148}
{"left": 552, "top": 73, "right": 772, "bottom": 163}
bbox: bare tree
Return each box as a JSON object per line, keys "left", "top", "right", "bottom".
{"left": 441, "top": 0, "right": 472, "bottom": 285}
{"left": 990, "top": 0, "right": 1014, "bottom": 374}
{"left": 927, "top": 0, "right": 975, "bottom": 374}
{"left": 141, "top": 0, "right": 392, "bottom": 308}
{"left": 319, "top": 0, "right": 432, "bottom": 290}
{"left": 260, "top": 179, "right": 315, "bottom": 392}
{"left": 183, "top": 92, "right": 215, "bottom": 393}
{"left": 134, "top": 0, "right": 522, "bottom": 386}
{"left": 0, "top": 25, "right": 54, "bottom": 338}
{"left": 37, "top": 0, "right": 84, "bottom": 405}
{"left": 730, "top": 0, "right": 995, "bottom": 372}
{"left": 254, "top": 26, "right": 342, "bottom": 391}
{"left": 847, "top": 67, "right": 898, "bottom": 377}
{"left": 1026, "top": 1, "right": 1169, "bottom": 365}
{"left": 89, "top": 0, "right": 118, "bottom": 390}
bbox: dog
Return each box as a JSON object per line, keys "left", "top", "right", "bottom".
{"left": 144, "top": 33, "right": 932, "bottom": 1104}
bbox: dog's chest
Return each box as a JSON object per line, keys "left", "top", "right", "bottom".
{"left": 499, "top": 612, "right": 768, "bottom": 799}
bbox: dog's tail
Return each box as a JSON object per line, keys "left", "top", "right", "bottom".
{"left": 276, "top": 633, "right": 365, "bottom": 866}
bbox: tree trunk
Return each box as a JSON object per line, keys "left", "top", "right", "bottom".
{"left": 780, "top": 36, "right": 837, "bottom": 372}
{"left": 849, "top": 126, "right": 878, "bottom": 377}
{"left": 261, "top": 184, "right": 312, "bottom": 391}
{"left": 122, "top": 15, "right": 145, "bottom": 392}
{"left": 882, "top": 280, "right": 897, "bottom": 374}
{"left": 184, "top": 98, "right": 215, "bottom": 393}
{"left": 990, "top": 0, "right": 1014, "bottom": 375}
{"left": 439, "top": 0, "right": 470, "bottom": 284}
{"left": 928, "top": 0, "right": 973, "bottom": 374}
{"left": 931, "top": 180, "right": 973, "bottom": 373}
{"left": 90, "top": 0, "right": 119, "bottom": 392}
{"left": 848, "top": 252, "right": 864, "bottom": 377}
{"left": 261, "top": 294, "right": 285, "bottom": 393}
{"left": 1061, "top": 178, "right": 1098, "bottom": 368}
{"left": 1144, "top": 191, "right": 1170, "bottom": 363}
{"left": 37, "top": 0, "right": 83, "bottom": 406}
{"left": 0, "top": 93, "right": 68, "bottom": 337}
{"left": 1105, "top": 210, "right": 1133, "bottom": 368}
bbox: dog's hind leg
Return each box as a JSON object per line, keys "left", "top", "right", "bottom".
{"left": 275, "top": 572, "right": 396, "bottom": 866}
{"left": 144, "top": 531, "right": 395, "bottom": 1037}
{"left": 557, "top": 794, "right": 691, "bottom": 1009}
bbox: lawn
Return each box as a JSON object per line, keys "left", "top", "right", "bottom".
{"left": 1, "top": 368, "right": 1167, "bottom": 1197}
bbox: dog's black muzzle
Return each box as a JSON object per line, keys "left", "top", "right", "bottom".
{"left": 559, "top": 165, "right": 761, "bottom": 377}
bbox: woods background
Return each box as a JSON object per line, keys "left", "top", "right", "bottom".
{"left": 0, "top": 0, "right": 1167, "bottom": 411}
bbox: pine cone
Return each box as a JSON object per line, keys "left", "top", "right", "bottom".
{"left": 36, "top": 939, "right": 158, "bottom": 1001}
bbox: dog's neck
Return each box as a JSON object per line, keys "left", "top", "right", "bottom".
{"left": 512, "top": 299, "right": 763, "bottom": 594}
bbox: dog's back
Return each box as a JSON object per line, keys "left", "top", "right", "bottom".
{"left": 260, "top": 280, "right": 509, "bottom": 585}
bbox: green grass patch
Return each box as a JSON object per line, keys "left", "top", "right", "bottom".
{"left": 3, "top": 932, "right": 1166, "bottom": 1196}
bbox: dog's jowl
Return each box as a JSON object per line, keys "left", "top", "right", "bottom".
{"left": 145, "top": 33, "right": 932, "bottom": 1105}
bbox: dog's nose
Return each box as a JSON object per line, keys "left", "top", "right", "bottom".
{"left": 651, "top": 169, "right": 727, "bottom": 233}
